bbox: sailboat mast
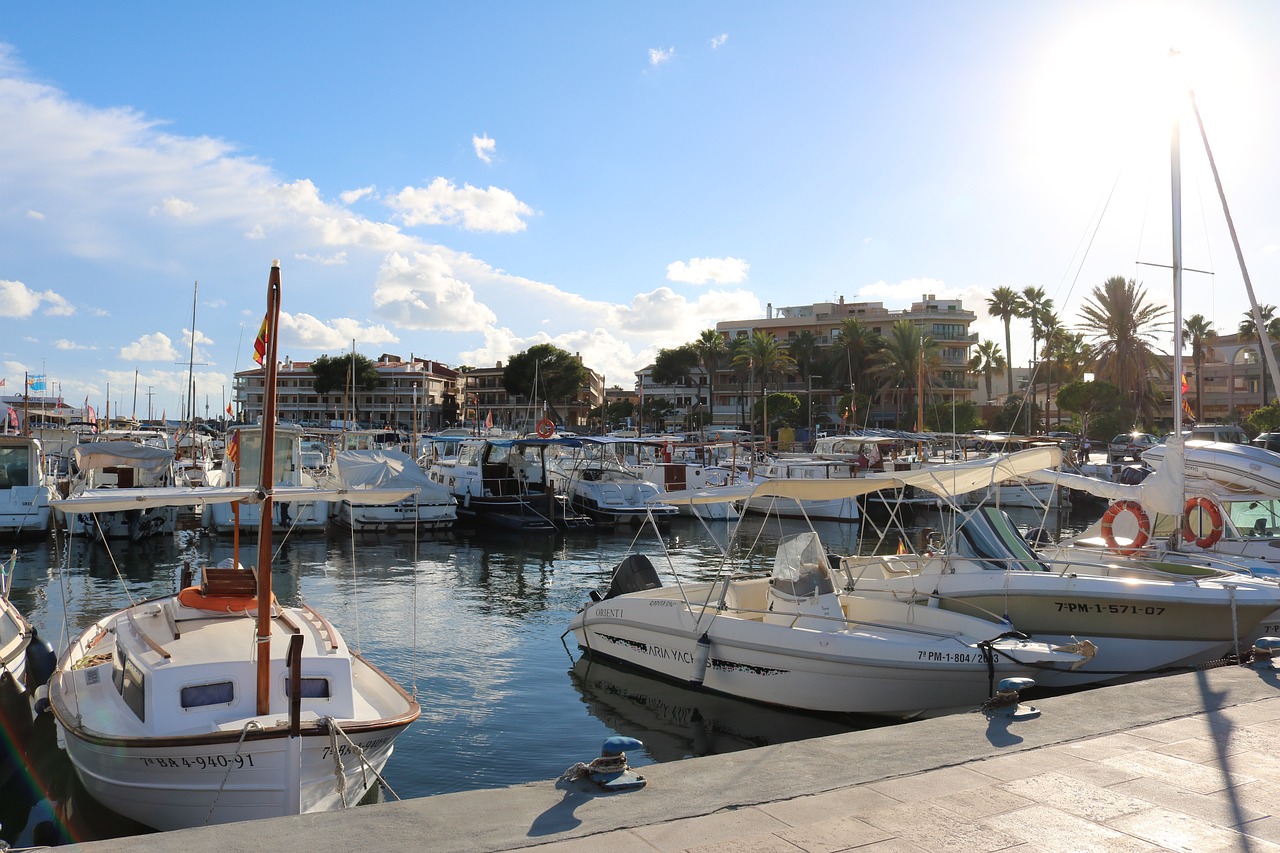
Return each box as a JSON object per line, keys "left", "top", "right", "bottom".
{"left": 1171, "top": 98, "right": 1185, "bottom": 439}
{"left": 255, "top": 261, "right": 282, "bottom": 716}
{"left": 186, "top": 281, "right": 198, "bottom": 428}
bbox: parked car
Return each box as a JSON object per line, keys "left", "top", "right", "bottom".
{"left": 1252, "top": 432, "right": 1280, "bottom": 453}
{"left": 1107, "top": 432, "right": 1159, "bottom": 463}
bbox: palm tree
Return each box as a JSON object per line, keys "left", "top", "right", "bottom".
{"left": 1183, "top": 314, "right": 1216, "bottom": 422}
{"left": 1078, "top": 276, "right": 1170, "bottom": 425}
{"left": 1238, "top": 306, "right": 1279, "bottom": 409}
{"left": 986, "top": 286, "right": 1024, "bottom": 398}
{"left": 732, "top": 330, "right": 797, "bottom": 437}
{"left": 866, "top": 320, "right": 939, "bottom": 429}
{"left": 692, "top": 329, "right": 726, "bottom": 427}
{"left": 968, "top": 340, "right": 1006, "bottom": 406}
{"left": 786, "top": 330, "right": 823, "bottom": 382}
{"left": 726, "top": 335, "right": 752, "bottom": 427}
{"left": 1019, "top": 286, "right": 1054, "bottom": 432}
{"left": 826, "top": 317, "right": 880, "bottom": 395}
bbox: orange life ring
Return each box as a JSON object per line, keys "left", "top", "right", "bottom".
{"left": 535, "top": 419, "right": 555, "bottom": 438}
{"left": 1100, "top": 499, "right": 1151, "bottom": 556}
{"left": 1182, "top": 496, "right": 1224, "bottom": 548}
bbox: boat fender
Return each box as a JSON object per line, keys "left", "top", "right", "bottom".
{"left": 1249, "top": 636, "right": 1280, "bottom": 670}
{"left": 980, "top": 676, "right": 1041, "bottom": 720}
{"left": 689, "top": 633, "right": 711, "bottom": 686}
{"left": 1181, "top": 497, "right": 1224, "bottom": 549}
{"left": 561, "top": 736, "right": 646, "bottom": 791}
{"left": 1100, "top": 500, "right": 1150, "bottom": 556}
{"left": 24, "top": 628, "right": 56, "bottom": 690}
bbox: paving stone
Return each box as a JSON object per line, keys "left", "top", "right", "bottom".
{"left": 1108, "top": 775, "right": 1267, "bottom": 828}
{"left": 929, "top": 785, "right": 1037, "bottom": 819}
{"left": 528, "top": 830, "right": 662, "bottom": 852}
{"left": 1108, "top": 805, "right": 1280, "bottom": 852}
{"left": 864, "top": 766, "right": 996, "bottom": 804}
{"left": 982, "top": 804, "right": 1161, "bottom": 852}
{"left": 1049, "top": 757, "right": 1143, "bottom": 787}
{"left": 758, "top": 788, "right": 902, "bottom": 825}
{"left": 861, "top": 801, "right": 1024, "bottom": 853}
{"left": 1150, "top": 728, "right": 1278, "bottom": 763}
{"left": 1239, "top": 816, "right": 1280, "bottom": 845}
{"left": 1209, "top": 698, "right": 1280, "bottom": 727}
{"left": 772, "top": 815, "right": 894, "bottom": 853}
{"left": 970, "top": 749, "right": 1093, "bottom": 783}
{"left": 1126, "top": 715, "right": 1230, "bottom": 744}
{"left": 1049, "top": 732, "right": 1161, "bottom": 762}
{"left": 683, "top": 833, "right": 806, "bottom": 853}
{"left": 998, "top": 772, "right": 1150, "bottom": 822}
{"left": 1100, "top": 749, "right": 1255, "bottom": 794}
{"left": 632, "top": 808, "right": 791, "bottom": 852}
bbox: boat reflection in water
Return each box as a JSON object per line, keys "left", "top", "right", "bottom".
{"left": 568, "top": 655, "right": 895, "bottom": 764}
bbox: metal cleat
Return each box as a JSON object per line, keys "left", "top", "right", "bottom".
{"left": 981, "top": 676, "right": 1041, "bottom": 720}
{"left": 561, "top": 736, "right": 647, "bottom": 791}
{"left": 1250, "top": 637, "right": 1280, "bottom": 670}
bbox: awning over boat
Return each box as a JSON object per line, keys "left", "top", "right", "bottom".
{"left": 867, "top": 446, "right": 1062, "bottom": 499}
{"left": 52, "top": 484, "right": 419, "bottom": 512}
{"left": 72, "top": 441, "right": 173, "bottom": 471}
{"left": 333, "top": 448, "right": 443, "bottom": 493}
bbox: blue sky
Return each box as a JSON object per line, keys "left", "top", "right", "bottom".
{"left": 2, "top": 1, "right": 1278, "bottom": 418}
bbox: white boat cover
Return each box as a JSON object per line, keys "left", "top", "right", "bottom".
{"left": 51, "top": 484, "right": 418, "bottom": 512}
{"left": 73, "top": 442, "right": 173, "bottom": 471}
{"left": 333, "top": 449, "right": 444, "bottom": 496}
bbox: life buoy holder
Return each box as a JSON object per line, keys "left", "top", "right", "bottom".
{"left": 1182, "top": 496, "right": 1224, "bottom": 549}
{"left": 1100, "top": 499, "right": 1151, "bottom": 556}
{"left": 535, "top": 419, "right": 555, "bottom": 438}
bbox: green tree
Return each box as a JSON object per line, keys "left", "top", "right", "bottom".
{"left": 826, "top": 317, "right": 880, "bottom": 394}
{"left": 726, "top": 335, "right": 753, "bottom": 427}
{"left": 986, "top": 286, "right": 1024, "bottom": 398}
{"left": 732, "top": 330, "right": 797, "bottom": 436}
{"left": 651, "top": 344, "right": 700, "bottom": 386}
{"left": 692, "top": 329, "right": 726, "bottom": 424}
{"left": 1019, "top": 286, "right": 1054, "bottom": 432}
{"left": 1079, "top": 276, "right": 1170, "bottom": 426}
{"left": 1246, "top": 399, "right": 1280, "bottom": 434}
{"left": 867, "top": 320, "right": 939, "bottom": 429}
{"left": 786, "top": 330, "right": 823, "bottom": 382}
{"left": 310, "top": 353, "right": 380, "bottom": 421}
{"left": 1056, "top": 380, "right": 1122, "bottom": 441}
{"left": 753, "top": 392, "right": 801, "bottom": 432}
{"left": 968, "top": 339, "right": 1006, "bottom": 404}
{"left": 1182, "top": 314, "right": 1216, "bottom": 422}
{"left": 503, "top": 344, "right": 588, "bottom": 419}
{"left": 924, "top": 399, "right": 979, "bottom": 433}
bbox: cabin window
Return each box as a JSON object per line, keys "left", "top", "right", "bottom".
{"left": 180, "top": 681, "right": 235, "bottom": 709}
{"left": 113, "top": 648, "right": 147, "bottom": 722}
{"left": 285, "top": 677, "right": 331, "bottom": 699}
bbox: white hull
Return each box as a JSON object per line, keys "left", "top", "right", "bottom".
{"left": 571, "top": 577, "right": 1087, "bottom": 717}
{"left": 333, "top": 498, "right": 456, "bottom": 532}
{"left": 0, "top": 486, "right": 51, "bottom": 535}
{"left": 742, "top": 495, "right": 860, "bottom": 522}
{"left": 205, "top": 499, "right": 330, "bottom": 534}
{"left": 65, "top": 505, "right": 178, "bottom": 540}
{"left": 61, "top": 717, "right": 406, "bottom": 830}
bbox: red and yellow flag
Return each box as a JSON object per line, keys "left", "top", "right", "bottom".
{"left": 252, "top": 315, "right": 269, "bottom": 365}
{"left": 227, "top": 430, "right": 240, "bottom": 465}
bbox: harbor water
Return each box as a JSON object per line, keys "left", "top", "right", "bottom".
{"left": 2, "top": 502, "right": 1087, "bottom": 844}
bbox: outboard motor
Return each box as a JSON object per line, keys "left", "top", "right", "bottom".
{"left": 1118, "top": 465, "right": 1151, "bottom": 486}
{"left": 765, "top": 532, "right": 843, "bottom": 631}
{"left": 593, "top": 554, "right": 663, "bottom": 601}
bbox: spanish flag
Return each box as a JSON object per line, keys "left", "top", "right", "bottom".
{"left": 225, "top": 402, "right": 233, "bottom": 417}
{"left": 252, "top": 315, "right": 269, "bottom": 366}
{"left": 1181, "top": 373, "right": 1189, "bottom": 394}
{"left": 896, "top": 538, "right": 908, "bottom": 555}
{"left": 227, "top": 430, "right": 240, "bottom": 465}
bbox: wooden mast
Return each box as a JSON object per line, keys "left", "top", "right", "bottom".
{"left": 255, "top": 260, "right": 282, "bottom": 716}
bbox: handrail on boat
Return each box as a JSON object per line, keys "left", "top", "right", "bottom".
{"left": 126, "top": 607, "right": 171, "bottom": 659}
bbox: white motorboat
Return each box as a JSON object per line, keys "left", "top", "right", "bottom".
{"left": 61, "top": 441, "right": 180, "bottom": 541}
{"left": 831, "top": 449, "right": 1280, "bottom": 686}
{"left": 203, "top": 423, "right": 331, "bottom": 534}
{"left": 548, "top": 438, "right": 678, "bottom": 527}
{"left": 0, "top": 435, "right": 55, "bottom": 537}
{"left": 46, "top": 260, "right": 422, "bottom": 831}
{"left": 569, "top": 526, "right": 1095, "bottom": 718}
{"left": 425, "top": 437, "right": 592, "bottom": 532}
{"left": 327, "top": 448, "right": 456, "bottom": 532}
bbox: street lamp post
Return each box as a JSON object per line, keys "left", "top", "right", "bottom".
{"left": 808, "top": 374, "right": 822, "bottom": 449}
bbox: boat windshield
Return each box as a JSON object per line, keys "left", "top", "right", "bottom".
{"left": 951, "top": 508, "right": 1049, "bottom": 572}
{"left": 770, "top": 532, "right": 835, "bottom": 596}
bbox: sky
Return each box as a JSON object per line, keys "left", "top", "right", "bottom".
{"left": 2, "top": 1, "right": 1279, "bottom": 420}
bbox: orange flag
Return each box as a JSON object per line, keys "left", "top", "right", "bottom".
{"left": 252, "top": 315, "right": 269, "bottom": 365}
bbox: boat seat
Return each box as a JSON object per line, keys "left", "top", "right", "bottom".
{"left": 201, "top": 565, "right": 258, "bottom": 597}
{"left": 722, "top": 579, "right": 768, "bottom": 614}
{"left": 879, "top": 556, "right": 915, "bottom": 577}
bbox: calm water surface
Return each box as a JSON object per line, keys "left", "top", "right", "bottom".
{"left": 4, "top": 502, "right": 1087, "bottom": 844}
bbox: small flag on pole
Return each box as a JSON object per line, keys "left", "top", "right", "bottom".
{"left": 26, "top": 375, "right": 46, "bottom": 392}
{"left": 253, "top": 315, "right": 269, "bottom": 365}
{"left": 895, "top": 538, "right": 908, "bottom": 555}
{"left": 0, "top": 378, "right": 6, "bottom": 387}
{"left": 226, "top": 402, "right": 233, "bottom": 417}
{"left": 1181, "top": 373, "right": 1189, "bottom": 394}
{"left": 227, "top": 431, "right": 240, "bottom": 464}
{"left": 485, "top": 410, "right": 493, "bottom": 430}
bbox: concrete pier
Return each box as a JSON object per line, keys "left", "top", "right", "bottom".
{"left": 66, "top": 662, "right": 1280, "bottom": 852}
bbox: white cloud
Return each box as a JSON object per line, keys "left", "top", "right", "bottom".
{"left": 154, "top": 196, "right": 197, "bottom": 217}
{"left": 472, "top": 134, "right": 496, "bottom": 164}
{"left": 710, "top": 34, "right": 728, "bottom": 49}
{"left": 120, "top": 332, "right": 178, "bottom": 362}
{"left": 295, "top": 251, "right": 349, "bottom": 266}
{"left": 372, "top": 251, "right": 498, "bottom": 332}
{"left": 278, "top": 311, "right": 398, "bottom": 354}
{"left": 54, "top": 339, "right": 96, "bottom": 351}
{"left": 245, "top": 224, "right": 265, "bottom": 240}
{"left": 339, "top": 185, "right": 376, "bottom": 205}
{"left": 649, "top": 47, "right": 675, "bottom": 66}
{"left": 666, "top": 256, "right": 749, "bottom": 285}
{"left": 25, "top": 209, "right": 43, "bottom": 220}
{"left": 0, "top": 280, "right": 71, "bottom": 318}
{"left": 386, "top": 177, "right": 534, "bottom": 233}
